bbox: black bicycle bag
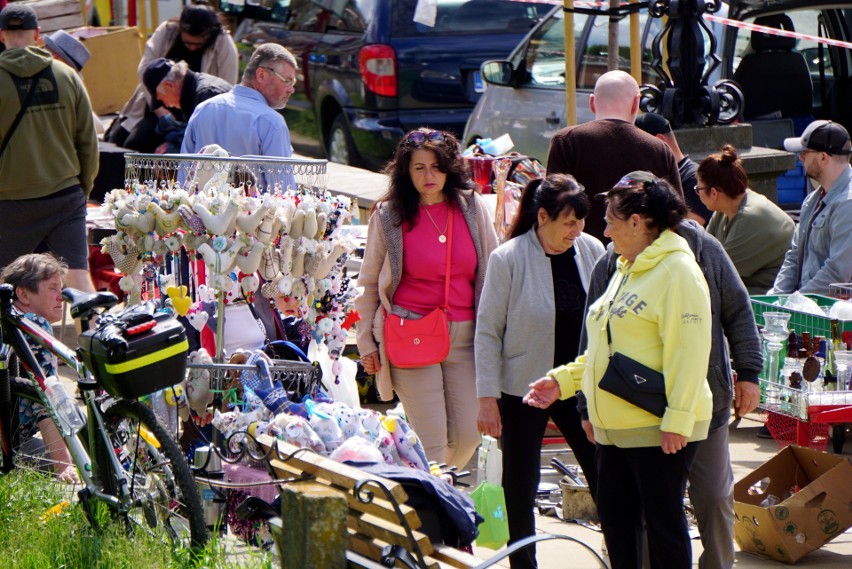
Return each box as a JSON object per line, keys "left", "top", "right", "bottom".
{"left": 79, "top": 312, "right": 188, "bottom": 399}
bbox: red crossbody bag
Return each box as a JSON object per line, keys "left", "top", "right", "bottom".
{"left": 384, "top": 208, "right": 453, "bottom": 368}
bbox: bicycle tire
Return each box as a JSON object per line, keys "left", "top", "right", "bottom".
{"left": 95, "top": 399, "right": 209, "bottom": 549}
{"left": 5, "top": 376, "right": 79, "bottom": 475}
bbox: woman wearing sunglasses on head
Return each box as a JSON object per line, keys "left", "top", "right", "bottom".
{"left": 354, "top": 128, "right": 498, "bottom": 468}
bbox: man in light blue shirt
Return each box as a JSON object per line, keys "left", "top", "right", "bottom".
{"left": 771, "top": 120, "right": 852, "bottom": 294}
{"left": 181, "top": 43, "right": 297, "bottom": 189}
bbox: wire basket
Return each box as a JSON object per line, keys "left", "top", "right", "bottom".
{"left": 123, "top": 153, "right": 328, "bottom": 194}
{"left": 828, "top": 283, "right": 852, "bottom": 300}
{"left": 187, "top": 359, "right": 323, "bottom": 402}
{"left": 759, "top": 379, "right": 809, "bottom": 420}
{"left": 763, "top": 410, "right": 829, "bottom": 450}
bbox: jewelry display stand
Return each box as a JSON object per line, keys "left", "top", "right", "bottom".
{"left": 100, "top": 152, "right": 358, "bottom": 424}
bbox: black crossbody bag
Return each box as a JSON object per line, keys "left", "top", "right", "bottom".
{"left": 597, "top": 276, "right": 668, "bottom": 417}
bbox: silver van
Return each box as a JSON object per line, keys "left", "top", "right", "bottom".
{"left": 463, "top": 1, "right": 852, "bottom": 166}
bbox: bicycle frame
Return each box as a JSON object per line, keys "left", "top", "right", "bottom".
{"left": 0, "top": 295, "right": 136, "bottom": 511}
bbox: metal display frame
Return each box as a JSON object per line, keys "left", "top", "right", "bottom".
{"left": 123, "top": 153, "right": 328, "bottom": 194}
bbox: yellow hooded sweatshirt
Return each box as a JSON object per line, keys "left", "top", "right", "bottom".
{"left": 550, "top": 229, "right": 713, "bottom": 448}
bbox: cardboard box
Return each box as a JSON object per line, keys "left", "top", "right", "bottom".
{"left": 71, "top": 26, "right": 144, "bottom": 115}
{"left": 733, "top": 445, "right": 852, "bottom": 563}
{"left": 560, "top": 478, "right": 598, "bottom": 522}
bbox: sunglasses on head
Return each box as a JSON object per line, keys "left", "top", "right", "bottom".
{"left": 402, "top": 130, "right": 446, "bottom": 146}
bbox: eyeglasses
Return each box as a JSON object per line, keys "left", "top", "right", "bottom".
{"left": 694, "top": 185, "right": 710, "bottom": 195}
{"left": 262, "top": 67, "right": 297, "bottom": 88}
{"left": 180, "top": 32, "right": 209, "bottom": 49}
{"left": 402, "top": 130, "right": 446, "bottom": 146}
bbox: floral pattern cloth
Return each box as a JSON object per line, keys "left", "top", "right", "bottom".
{"left": 15, "top": 313, "right": 56, "bottom": 434}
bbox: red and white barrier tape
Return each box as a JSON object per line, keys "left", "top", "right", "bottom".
{"left": 704, "top": 14, "right": 852, "bottom": 51}
{"left": 513, "top": 0, "right": 852, "bottom": 51}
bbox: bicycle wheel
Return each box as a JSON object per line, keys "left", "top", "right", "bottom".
{"left": 95, "top": 399, "right": 209, "bottom": 549}
{"left": 5, "top": 375, "right": 78, "bottom": 477}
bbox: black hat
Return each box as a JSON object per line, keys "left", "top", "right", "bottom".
{"left": 142, "top": 58, "right": 174, "bottom": 100}
{"left": 635, "top": 113, "right": 672, "bottom": 136}
{"left": 784, "top": 120, "right": 852, "bottom": 155}
{"left": 0, "top": 4, "right": 39, "bottom": 30}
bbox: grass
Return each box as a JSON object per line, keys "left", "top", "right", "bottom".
{"left": 0, "top": 468, "right": 275, "bottom": 569}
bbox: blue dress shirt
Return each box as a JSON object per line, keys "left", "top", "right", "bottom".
{"left": 181, "top": 85, "right": 296, "bottom": 190}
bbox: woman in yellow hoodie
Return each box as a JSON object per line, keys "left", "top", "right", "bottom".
{"left": 525, "top": 171, "right": 713, "bottom": 569}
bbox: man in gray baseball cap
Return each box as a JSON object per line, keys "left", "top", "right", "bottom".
{"left": 771, "top": 120, "right": 852, "bottom": 294}
{"left": 783, "top": 119, "right": 852, "bottom": 156}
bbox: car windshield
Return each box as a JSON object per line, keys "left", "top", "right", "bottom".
{"left": 391, "top": 0, "right": 550, "bottom": 35}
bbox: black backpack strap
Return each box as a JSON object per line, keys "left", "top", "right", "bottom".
{"left": 0, "top": 66, "right": 49, "bottom": 158}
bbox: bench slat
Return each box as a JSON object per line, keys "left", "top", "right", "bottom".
{"left": 348, "top": 532, "right": 441, "bottom": 569}
{"left": 430, "top": 544, "right": 483, "bottom": 568}
{"left": 349, "top": 511, "right": 434, "bottom": 555}
{"left": 266, "top": 455, "right": 422, "bottom": 528}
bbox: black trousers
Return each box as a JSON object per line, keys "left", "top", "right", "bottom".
{"left": 500, "top": 393, "right": 597, "bottom": 569}
{"left": 595, "top": 442, "right": 698, "bottom": 569}
{"left": 107, "top": 111, "right": 161, "bottom": 153}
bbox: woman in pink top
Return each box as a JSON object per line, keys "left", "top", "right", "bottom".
{"left": 354, "top": 128, "right": 498, "bottom": 468}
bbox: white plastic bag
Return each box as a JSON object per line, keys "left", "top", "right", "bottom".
{"left": 777, "top": 291, "right": 823, "bottom": 316}
{"left": 476, "top": 435, "right": 502, "bottom": 486}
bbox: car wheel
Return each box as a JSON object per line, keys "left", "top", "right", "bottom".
{"left": 328, "top": 115, "right": 357, "bottom": 166}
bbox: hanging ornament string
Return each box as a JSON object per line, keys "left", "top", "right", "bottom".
{"left": 422, "top": 204, "right": 449, "bottom": 244}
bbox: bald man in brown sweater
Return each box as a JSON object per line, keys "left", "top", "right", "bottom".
{"left": 546, "top": 71, "right": 683, "bottom": 240}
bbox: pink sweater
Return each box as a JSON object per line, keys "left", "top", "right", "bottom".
{"left": 394, "top": 202, "right": 476, "bottom": 321}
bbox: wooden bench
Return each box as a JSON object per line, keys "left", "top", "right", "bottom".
{"left": 254, "top": 434, "right": 608, "bottom": 569}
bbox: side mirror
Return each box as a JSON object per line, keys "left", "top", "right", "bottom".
{"left": 481, "top": 60, "right": 515, "bottom": 87}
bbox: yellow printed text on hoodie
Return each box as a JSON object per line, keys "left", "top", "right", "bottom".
{"left": 550, "top": 230, "right": 713, "bottom": 448}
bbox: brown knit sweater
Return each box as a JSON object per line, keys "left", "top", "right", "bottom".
{"left": 546, "top": 118, "right": 683, "bottom": 241}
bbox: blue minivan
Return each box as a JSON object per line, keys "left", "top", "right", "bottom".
{"left": 224, "top": 0, "right": 551, "bottom": 169}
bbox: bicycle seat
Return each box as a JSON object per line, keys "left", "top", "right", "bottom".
{"left": 62, "top": 288, "right": 119, "bottom": 320}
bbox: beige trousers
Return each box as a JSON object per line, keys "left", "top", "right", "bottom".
{"left": 390, "top": 319, "right": 479, "bottom": 469}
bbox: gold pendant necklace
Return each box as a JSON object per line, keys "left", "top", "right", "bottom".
{"left": 422, "top": 205, "right": 449, "bottom": 243}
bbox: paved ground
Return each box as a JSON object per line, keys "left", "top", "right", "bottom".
{"left": 467, "top": 415, "right": 852, "bottom": 568}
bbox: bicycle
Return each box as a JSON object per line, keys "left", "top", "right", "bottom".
{"left": 0, "top": 284, "right": 209, "bottom": 549}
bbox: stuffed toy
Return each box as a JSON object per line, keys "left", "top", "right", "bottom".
{"left": 383, "top": 416, "right": 429, "bottom": 471}
{"left": 307, "top": 401, "right": 345, "bottom": 453}
{"left": 185, "top": 348, "right": 214, "bottom": 417}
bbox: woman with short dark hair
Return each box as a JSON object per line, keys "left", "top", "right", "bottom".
{"left": 354, "top": 128, "right": 498, "bottom": 468}
{"left": 475, "top": 173, "right": 604, "bottom": 568}
{"left": 525, "top": 171, "right": 713, "bottom": 569}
